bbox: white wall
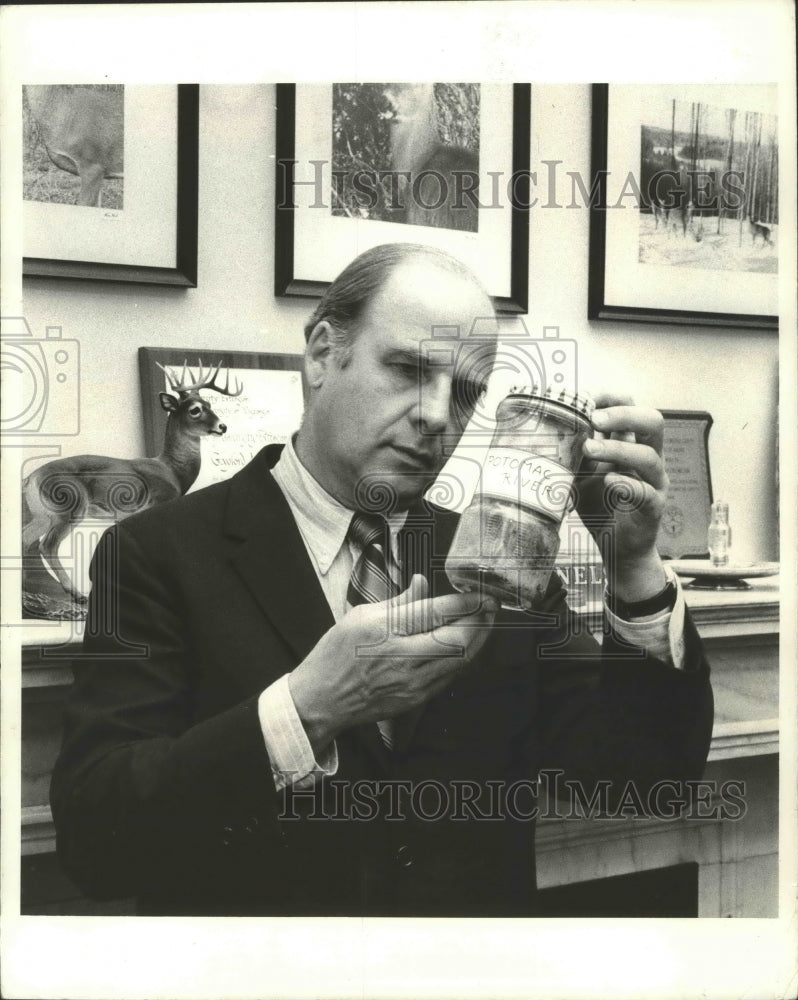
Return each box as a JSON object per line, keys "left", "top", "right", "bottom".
{"left": 21, "top": 84, "right": 779, "bottom": 562}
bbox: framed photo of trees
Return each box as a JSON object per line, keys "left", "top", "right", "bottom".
{"left": 589, "top": 84, "right": 778, "bottom": 330}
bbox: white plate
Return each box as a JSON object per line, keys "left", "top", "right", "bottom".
{"left": 667, "top": 560, "right": 780, "bottom": 580}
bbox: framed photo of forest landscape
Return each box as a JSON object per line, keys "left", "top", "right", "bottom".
{"left": 275, "top": 83, "right": 530, "bottom": 314}
{"left": 588, "top": 83, "right": 778, "bottom": 329}
{"left": 139, "top": 348, "right": 304, "bottom": 494}
{"left": 23, "top": 84, "right": 198, "bottom": 285}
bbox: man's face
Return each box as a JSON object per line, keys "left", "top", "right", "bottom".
{"left": 303, "top": 260, "right": 497, "bottom": 510}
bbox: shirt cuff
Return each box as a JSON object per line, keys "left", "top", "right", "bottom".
{"left": 258, "top": 674, "right": 338, "bottom": 791}
{"left": 603, "top": 564, "right": 687, "bottom": 670}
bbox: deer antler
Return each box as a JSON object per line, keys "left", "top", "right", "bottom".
{"left": 200, "top": 359, "right": 244, "bottom": 397}
{"left": 157, "top": 359, "right": 243, "bottom": 397}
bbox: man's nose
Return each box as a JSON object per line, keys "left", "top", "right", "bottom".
{"left": 417, "top": 377, "right": 453, "bottom": 435}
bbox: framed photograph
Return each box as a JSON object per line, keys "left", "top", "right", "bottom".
{"left": 275, "top": 82, "right": 530, "bottom": 314}
{"left": 23, "top": 84, "right": 198, "bottom": 286}
{"left": 139, "top": 347, "right": 304, "bottom": 494}
{"left": 588, "top": 83, "right": 778, "bottom": 329}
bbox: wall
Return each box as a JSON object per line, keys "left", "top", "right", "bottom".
{"left": 21, "top": 84, "right": 779, "bottom": 562}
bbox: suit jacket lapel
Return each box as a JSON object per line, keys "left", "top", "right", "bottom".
{"left": 224, "top": 445, "right": 334, "bottom": 663}
{"left": 223, "top": 445, "right": 393, "bottom": 771}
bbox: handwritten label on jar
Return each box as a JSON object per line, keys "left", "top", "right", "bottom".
{"left": 479, "top": 447, "right": 574, "bottom": 521}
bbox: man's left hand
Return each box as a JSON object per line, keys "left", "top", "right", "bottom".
{"left": 576, "top": 392, "right": 669, "bottom": 601}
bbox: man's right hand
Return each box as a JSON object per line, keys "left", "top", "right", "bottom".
{"left": 287, "top": 575, "right": 498, "bottom": 754}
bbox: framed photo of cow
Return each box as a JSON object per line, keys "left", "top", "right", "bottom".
{"left": 22, "top": 83, "right": 198, "bottom": 286}
{"left": 275, "top": 82, "right": 531, "bottom": 314}
{"left": 588, "top": 83, "right": 779, "bottom": 329}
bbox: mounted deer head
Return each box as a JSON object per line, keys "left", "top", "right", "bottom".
{"left": 157, "top": 359, "right": 244, "bottom": 439}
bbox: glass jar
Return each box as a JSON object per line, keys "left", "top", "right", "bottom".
{"left": 446, "top": 386, "right": 595, "bottom": 610}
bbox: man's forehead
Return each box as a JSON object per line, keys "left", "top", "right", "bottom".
{"left": 376, "top": 259, "right": 495, "bottom": 321}
{"left": 420, "top": 334, "right": 497, "bottom": 370}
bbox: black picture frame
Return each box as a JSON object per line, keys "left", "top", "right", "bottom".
{"left": 588, "top": 83, "right": 778, "bottom": 331}
{"left": 274, "top": 82, "right": 530, "bottom": 315}
{"left": 23, "top": 84, "right": 199, "bottom": 287}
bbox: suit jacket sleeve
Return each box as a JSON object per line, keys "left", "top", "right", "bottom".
{"left": 50, "top": 523, "right": 288, "bottom": 904}
{"left": 527, "top": 575, "right": 714, "bottom": 798}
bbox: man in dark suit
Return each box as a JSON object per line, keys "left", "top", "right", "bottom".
{"left": 51, "top": 243, "right": 713, "bottom": 916}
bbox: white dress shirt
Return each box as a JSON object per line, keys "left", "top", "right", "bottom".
{"left": 258, "top": 438, "right": 688, "bottom": 791}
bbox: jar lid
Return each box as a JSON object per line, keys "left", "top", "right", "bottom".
{"left": 506, "top": 384, "right": 595, "bottom": 418}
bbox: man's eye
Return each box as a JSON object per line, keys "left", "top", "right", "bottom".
{"left": 393, "top": 362, "right": 419, "bottom": 378}
{"left": 453, "top": 379, "right": 487, "bottom": 408}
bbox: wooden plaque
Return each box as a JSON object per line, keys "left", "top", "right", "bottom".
{"left": 657, "top": 411, "right": 714, "bottom": 559}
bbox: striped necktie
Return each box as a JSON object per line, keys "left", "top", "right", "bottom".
{"left": 347, "top": 512, "right": 400, "bottom": 607}
{"left": 346, "top": 512, "right": 401, "bottom": 749}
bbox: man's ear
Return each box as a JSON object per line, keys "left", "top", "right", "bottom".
{"left": 304, "top": 321, "right": 335, "bottom": 390}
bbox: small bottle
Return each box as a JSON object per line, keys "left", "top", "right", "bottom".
{"left": 707, "top": 501, "right": 731, "bottom": 567}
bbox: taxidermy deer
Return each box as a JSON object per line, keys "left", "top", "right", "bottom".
{"left": 21, "top": 361, "right": 242, "bottom": 603}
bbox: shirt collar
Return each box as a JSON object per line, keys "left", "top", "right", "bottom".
{"left": 272, "top": 437, "right": 408, "bottom": 575}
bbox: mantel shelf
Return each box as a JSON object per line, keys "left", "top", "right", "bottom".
{"left": 684, "top": 579, "right": 779, "bottom": 639}
{"left": 709, "top": 719, "right": 779, "bottom": 760}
